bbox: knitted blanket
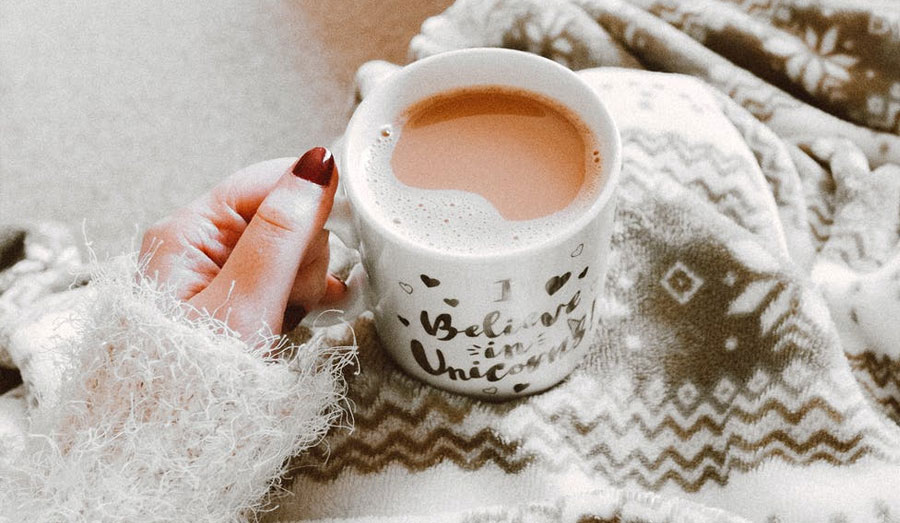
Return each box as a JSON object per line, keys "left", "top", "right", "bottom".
{"left": 269, "top": 1, "right": 900, "bottom": 521}
{"left": 2, "top": 0, "right": 899, "bottom": 521}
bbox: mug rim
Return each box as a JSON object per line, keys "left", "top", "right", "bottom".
{"left": 341, "top": 47, "right": 622, "bottom": 261}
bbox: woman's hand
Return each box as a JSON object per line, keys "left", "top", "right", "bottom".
{"left": 139, "top": 147, "right": 346, "bottom": 337}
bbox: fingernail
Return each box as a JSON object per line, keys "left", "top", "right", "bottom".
{"left": 292, "top": 147, "right": 334, "bottom": 187}
{"left": 283, "top": 306, "right": 306, "bottom": 332}
{"left": 321, "top": 273, "right": 348, "bottom": 305}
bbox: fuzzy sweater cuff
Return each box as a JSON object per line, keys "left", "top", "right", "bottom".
{"left": 0, "top": 256, "right": 356, "bottom": 522}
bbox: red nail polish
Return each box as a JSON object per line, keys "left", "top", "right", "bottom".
{"left": 292, "top": 147, "right": 334, "bottom": 187}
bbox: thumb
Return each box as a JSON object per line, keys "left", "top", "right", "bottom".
{"left": 192, "top": 147, "right": 338, "bottom": 336}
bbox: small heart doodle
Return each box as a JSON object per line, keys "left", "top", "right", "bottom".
{"left": 443, "top": 298, "right": 459, "bottom": 307}
{"left": 420, "top": 274, "right": 441, "bottom": 287}
{"left": 513, "top": 383, "right": 530, "bottom": 393}
{"left": 397, "top": 315, "right": 410, "bottom": 327}
{"left": 545, "top": 272, "right": 571, "bottom": 296}
{"left": 570, "top": 243, "right": 584, "bottom": 257}
{"left": 578, "top": 266, "right": 589, "bottom": 279}
{"left": 482, "top": 387, "right": 498, "bottom": 395}
{"left": 398, "top": 281, "right": 414, "bottom": 295}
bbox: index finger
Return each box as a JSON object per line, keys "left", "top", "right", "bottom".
{"left": 204, "top": 157, "right": 298, "bottom": 222}
{"left": 191, "top": 148, "right": 339, "bottom": 335}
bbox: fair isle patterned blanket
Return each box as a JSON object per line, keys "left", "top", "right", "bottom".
{"left": 272, "top": 1, "right": 900, "bottom": 521}
{"left": 1, "top": 0, "right": 899, "bottom": 521}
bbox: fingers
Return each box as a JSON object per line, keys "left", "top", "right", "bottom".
{"left": 191, "top": 148, "right": 338, "bottom": 335}
{"left": 286, "top": 228, "right": 331, "bottom": 309}
{"left": 322, "top": 274, "right": 349, "bottom": 305}
{"left": 283, "top": 276, "right": 347, "bottom": 333}
{"left": 207, "top": 158, "right": 297, "bottom": 223}
{"left": 285, "top": 229, "right": 348, "bottom": 308}
{"left": 140, "top": 207, "right": 222, "bottom": 300}
{"left": 287, "top": 252, "right": 349, "bottom": 309}
{"left": 140, "top": 158, "right": 296, "bottom": 299}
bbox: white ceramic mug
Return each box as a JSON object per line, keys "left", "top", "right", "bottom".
{"left": 327, "top": 48, "right": 621, "bottom": 400}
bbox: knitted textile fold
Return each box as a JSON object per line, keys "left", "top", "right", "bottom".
{"left": 270, "top": 1, "right": 900, "bottom": 521}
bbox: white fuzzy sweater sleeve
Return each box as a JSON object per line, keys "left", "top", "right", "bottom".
{"left": 0, "top": 257, "right": 356, "bottom": 522}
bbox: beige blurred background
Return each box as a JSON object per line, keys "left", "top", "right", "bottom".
{"left": 0, "top": 0, "right": 453, "bottom": 256}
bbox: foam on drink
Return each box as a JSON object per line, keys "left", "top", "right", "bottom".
{"left": 360, "top": 86, "right": 604, "bottom": 255}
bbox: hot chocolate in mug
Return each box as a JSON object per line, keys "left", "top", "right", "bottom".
{"left": 324, "top": 48, "right": 621, "bottom": 400}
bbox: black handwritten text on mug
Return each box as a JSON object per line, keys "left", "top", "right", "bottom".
{"left": 410, "top": 323, "right": 584, "bottom": 384}
{"left": 419, "top": 291, "right": 581, "bottom": 341}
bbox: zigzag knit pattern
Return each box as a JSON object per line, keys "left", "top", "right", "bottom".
{"left": 847, "top": 352, "right": 900, "bottom": 424}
